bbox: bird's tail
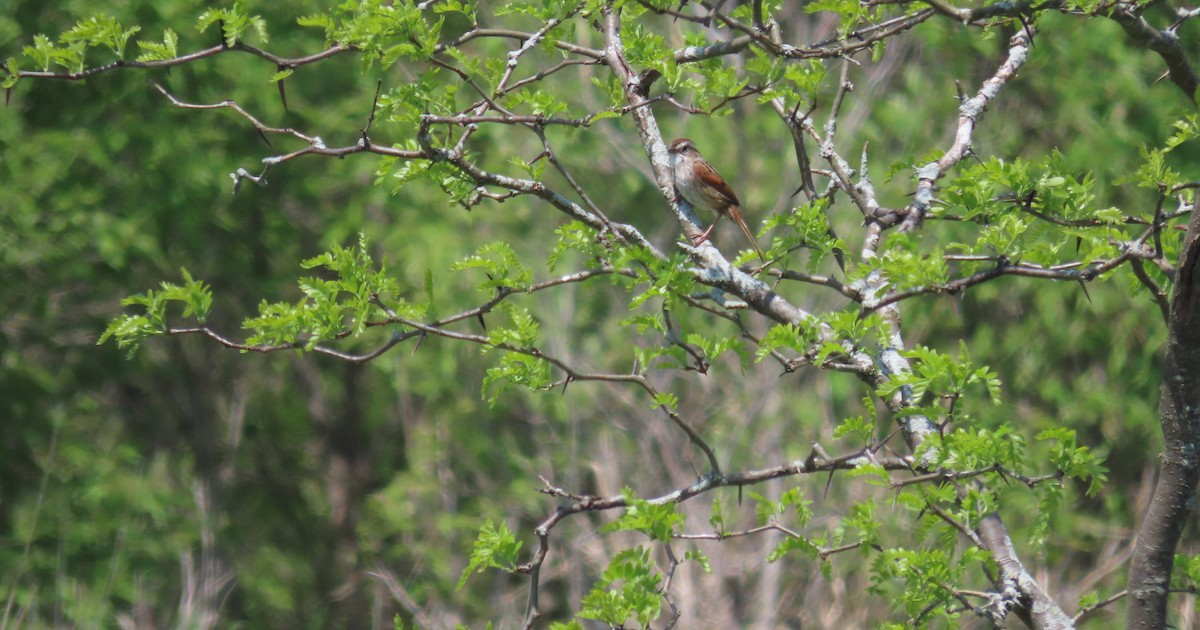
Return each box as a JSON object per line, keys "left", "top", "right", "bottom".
{"left": 728, "top": 206, "right": 765, "bottom": 261}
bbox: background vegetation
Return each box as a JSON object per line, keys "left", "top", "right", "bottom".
{"left": 2, "top": 0, "right": 1198, "bottom": 628}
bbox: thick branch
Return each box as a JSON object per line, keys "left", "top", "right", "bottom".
{"left": 1128, "top": 206, "right": 1200, "bottom": 628}
{"left": 1109, "top": 4, "right": 1199, "bottom": 100}
{"left": 909, "top": 28, "right": 1031, "bottom": 229}
{"left": 976, "top": 515, "right": 1075, "bottom": 629}
{"left": 600, "top": 6, "right": 847, "bottom": 342}
{"left": 441, "top": 28, "right": 605, "bottom": 60}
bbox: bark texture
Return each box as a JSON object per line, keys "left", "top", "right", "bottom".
{"left": 1128, "top": 208, "right": 1200, "bottom": 628}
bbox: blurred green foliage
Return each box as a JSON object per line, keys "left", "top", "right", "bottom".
{"left": 1, "top": 0, "right": 1196, "bottom": 627}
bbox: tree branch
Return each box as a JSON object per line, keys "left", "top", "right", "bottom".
{"left": 11, "top": 42, "right": 352, "bottom": 81}
{"left": 1109, "top": 3, "right": 1200, "bottom": 100}
{"left": 1128, "top": 202, "right": 1200, "bottom": 628}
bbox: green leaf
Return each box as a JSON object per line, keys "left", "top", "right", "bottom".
{"left": 684, "top": 549, "right": 712, "bottom": 573}
{"left": 603, "top": 490, "right": 684, "bottom": 542}
{"left": 136, "top": 29, "right": 178, "bottom": 62}
{"left": 767, "top": 533, "right": 822, "bottom": 563}
{"left": 177, "top": 268, "right": 213, "bottom": 323}
{"left": 98, "top": 268, "right": 213, "bottom": 356}
{"left": 760, "top": 198, "right": 843, "bottom": 270}
{"left": 452, "top": 242, "right": 533, "bottom": 292}
{"left": 306, "top": 0, "right": 442, "bottom": 66}
{"left": 579, "top": 547, "right": 663, "bottom": 627}
{"left": 834, "top": 414, "right": 874, "bottom": 442}
{"left": 197, "top": 0, "right": 268, "bottom": 47}
{"left": 269, "top": 68, "right": 294, "bottom": 83}
{"left": 481, "top": 305, "right": 549, "bottom": 404}
{"left": 652, "top": 392, "right": 678, "bottom": 412}
{"left": 1036, "top": 427, "right": 1108, "bottom": 495}
{"left": 877, "top": 344, "right": 1002, "bottom": 410}
{"left": 1, "top": 57, "right": 18, "bottom": 88}
{"left": 756, "top": 322, "right": 816, "bottom": 362}
{"left": 246, "top": 235, "right": 399, "bottom": 348}
{"left": 457, "top": 519, "right": 523, "bottom": 590}
{"left": 61, "top": 16, "right": 141, "bottom": 59}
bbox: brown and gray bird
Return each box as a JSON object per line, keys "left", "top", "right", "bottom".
{"left": 668, "top": 138, "right": 765, "bottom": 261}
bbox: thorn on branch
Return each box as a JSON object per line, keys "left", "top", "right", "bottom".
{"left": 276, "top": 68, "right": 288, "bottom": 112}
{"left": 1017, "top": 13, "right": 1035, "bottom": 44}
{"left": 364, "top": 79, "right": 383, "bottom": 139}
{"left": 1077, "top": 278, "right": 1094, "bottom": 303}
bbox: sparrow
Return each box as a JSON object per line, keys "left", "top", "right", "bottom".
{"left": 668, "top": 138, "right": 765, "bottom": 261}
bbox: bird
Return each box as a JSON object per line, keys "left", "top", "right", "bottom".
{"left": 667, "top": 137, "right": 765, "bottom": 261}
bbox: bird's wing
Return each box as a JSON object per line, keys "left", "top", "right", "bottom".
{"left": 694, "top": 160, "right": 742, "bottom": 208}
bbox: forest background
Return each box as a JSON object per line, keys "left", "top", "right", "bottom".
{"left": 2, "top": 0, "right": 1199, "bottom": 628}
